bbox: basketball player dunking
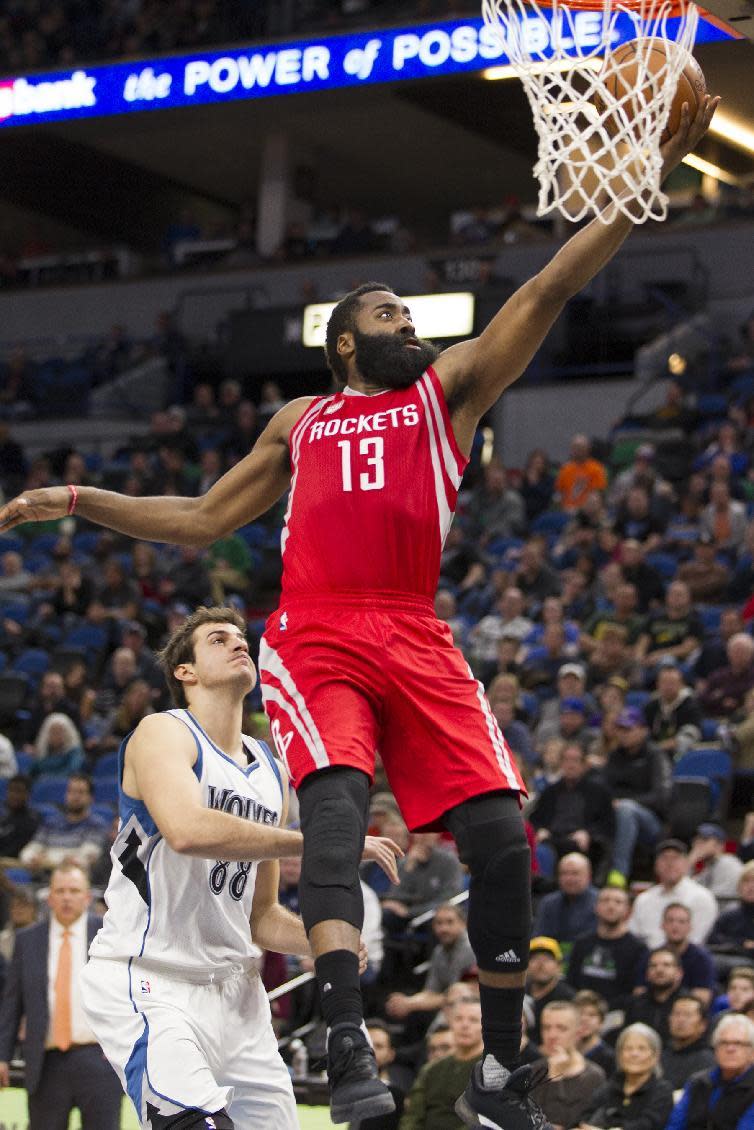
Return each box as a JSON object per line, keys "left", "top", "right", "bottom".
{"left": 0, "top": 96, "right": 717, "bottom": 1130}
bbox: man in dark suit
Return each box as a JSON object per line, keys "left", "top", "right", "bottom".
{"left": 0, "top": 861, "right": 121, "bottom": 1129}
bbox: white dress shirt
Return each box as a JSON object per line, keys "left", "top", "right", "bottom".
{"left": 46, "top": 913, "right": 96, "bottom": 1048}
{"left": 628, "top": 876, "right": 718, "bottom": 949}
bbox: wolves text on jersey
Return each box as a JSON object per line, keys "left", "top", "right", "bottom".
{"left": 307, "top": 404, "right": 419, "bottom": 442}
{"left": 207, "top": 784, "right": 278, "bottom": 825}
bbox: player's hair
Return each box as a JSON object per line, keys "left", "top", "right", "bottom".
{"left": 573, "top": 989, "right": 608, "bottom": 1019}
{"left": 158, "top": 605, "right": 247, "bottom": 708}
{"left": 324, "top": 281, "right": 394, "bottom": 386}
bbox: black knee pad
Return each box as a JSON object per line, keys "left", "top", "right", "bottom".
{"left": 298, "top": 767, "right": 370, "bottom": 932}
{"left": 445, "top": 792, "right": 532, "bottom": 974}
{"left": 150, "top": 1108, "right": 233, "bottom": 1129}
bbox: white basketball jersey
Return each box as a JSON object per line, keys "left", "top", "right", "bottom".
{"left": 89, "top": 708, "right": 285, "bottom": 976}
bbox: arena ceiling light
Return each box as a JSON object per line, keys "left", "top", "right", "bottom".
{"left": 706, "top": 111, "right": 754, "bottom": 155}
{"left": 682, "top": 151, "right": 742, "bottom": 184}
{"left": 302, "top": 292, "right": 475, "bottom": 348}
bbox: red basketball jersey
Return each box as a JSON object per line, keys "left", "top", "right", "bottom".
{"left": 281, "top": 366, "right": 467, "bottom": 600}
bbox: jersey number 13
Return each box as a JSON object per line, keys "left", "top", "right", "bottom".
{"left": 338, "top": 438, "right": 385, "bottom": 492}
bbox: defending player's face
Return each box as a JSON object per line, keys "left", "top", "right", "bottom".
{"left": 350, "top": 292, "right": 439, "bottom": 388}
{"left": 189, "top": 622, "right": 257, "bottom": 695}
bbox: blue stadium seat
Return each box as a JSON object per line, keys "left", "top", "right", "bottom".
{"left": 63, "top": 623, "right": 108, "bottom": 658}
{"left": 14, "top": 751, "right": 33, "bottom": 774}
{"left": 237, "top": 523, "right": 268, "bottom": 548}
{"left": 91, "top": 802, "right": 117, "bottom": 823}
{"left": 12, "top": 649, "right": 50, "bottom": 682}
{"left": 625, "top": 690, "right": 650, "bottom": 710}
{"left": 1, "top": 602, "right": 29, "bottom": 624}
{"left": 32, "top": 802, "right": 60, "bottom": 823}
{"left": 701, "top": 718, "right": 721, "bottom": 741}
{"left": 530, "top": 511, "right": 571, "bottom": 536}
{"left": 72, "top": 531, "right": 101, "bottom": 556}
{"left": 696, "top": 606, "right": 724, "bottom": 636}
{"left": 4, "top": 867, "right": 33, "bottom": 885}
{"left": 0, "top": 535, "right": 24, "bottom": 554}
{"left": 93, "top": 777, "right": 119, "bottom": 806}
{"left": 696, "top": 394, "right": 729, "bottom": 419}
{"left": 644, "top": 552, "right": 679, "bottom": 580}
{"left": 30, "top": 778, "right": 68, "bottom": 806}
{"left": 673, "top": 748, "right": 732, "bottom": 815}
{"left": 92, "top": 753, "right": 119, "bottom": 779}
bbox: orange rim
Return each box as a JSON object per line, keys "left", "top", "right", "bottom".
{"left": 533, "top": 0, "right": 688, "bottom": 12}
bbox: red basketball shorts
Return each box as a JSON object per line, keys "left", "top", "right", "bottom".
{"left": 258, "top": 593, "right": 524, "bottom": 831}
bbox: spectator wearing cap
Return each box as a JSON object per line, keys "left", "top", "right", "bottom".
{"left": 700, "top": 634, "right": 754, "bottom": 719}
{"left": 608, "top": 442, "right": 673, "bottom": 508}
{"left": 676, "top": 533, "right": 733, "bottom": 602}
{"left": 604, "top": 708, "right": 671, "bottom": 885}
{"left": 526, "top": 936, "right": 576, "bottom": 1044}
{"left": 532, "top": 852, "right": 599, "bottom": 946}
{"left": 624, "top": 946, "right": 684, "bottom": 1043}
{"left": 535, "top": 662, "right": 596, "bottom": 745}
{"left": 629, "top": 840, "right": 718, "bottom": 949}
{"left": 636, "top": 581, "right": 704, "bottom": 677}
{"left": 643, "top": 658, "right": 703, "bottom": 760}
{"left": 538, "top": 697, "right": 593, "bottom": 752}
{"left": 529, "top": 744, "right": 614, "bottom": 879}
{"left": 689, "top": 824, "right": 744, "bottom": 900}
{"left": 665, "top": 1012, "right": 754, "bottom": 1130}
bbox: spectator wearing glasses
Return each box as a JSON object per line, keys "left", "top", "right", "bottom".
{"left": 665, "top": 1013, "right": 754, "bottom": 1130}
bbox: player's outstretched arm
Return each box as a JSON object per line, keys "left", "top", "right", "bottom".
{"left": 0, "top": 397, "right": 313, "bottom": 545}
{"left": 435, "top": 94, "right": 719, "bottom": 426}
{"left": 128, "top": 714, "right": 304, "bottom": 860}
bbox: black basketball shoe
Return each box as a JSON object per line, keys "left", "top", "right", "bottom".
{"left": 327, "top": 1022, "right": 396, "bottom": 1124}
{"left": 455, "top": 1060, "right": 553, "bottom": 1130}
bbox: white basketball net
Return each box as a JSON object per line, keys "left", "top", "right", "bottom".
{"left": 482, "top": 0, "right": 699, "bottom": 223}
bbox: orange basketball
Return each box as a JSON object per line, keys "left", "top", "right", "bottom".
{"left": 600, "top": 38, "right": 706, "bottom": 143}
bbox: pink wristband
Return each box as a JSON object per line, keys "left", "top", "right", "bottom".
{"left": 66, "top": 484, "right": 78, "bottom": 516}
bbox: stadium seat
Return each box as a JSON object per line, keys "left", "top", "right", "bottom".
{"left": 92, "top": 753, "right": 119, "bottom": 779}
{"left": 30, "top": 778, "right": 68, "bottom": 806}
{"left": 237, "top": 523, "right": 268, "bottom": 548}
{"left": 63, "top": 623, "right": 108, "bottom": 660}
{"left": 14, "top": 751, "right": 33, "bottom": 774}
{"left": 696, "top": 606, "right": 724, "bottom": 636}
{"left": 4, "top": 867, "right": 33, "bottom": 885}
{"left": 644, "top": 552, "right": 680, "bottom": 579}
{"left": 669, "top": 777, "right": 715, "bottom": 841}
{"left": 0, "top": 602, "right": 29, "bottom": 624}
{"left": 91, "top": 801, "right": 116, "bottom": 822}
{"left": 93, "top": 777, "right": 119, "bottom": 806}
{"left": 673, "top": 748, "right": 732, "bottom": 816}
{"left": 29, "top": 532, "right": 62, "bottom": 555}
{"left": 72, "top": 531, "right": 101, "bottom": 556}
{"left": 530, "top": 511, "right": 571, "bottom": 536}
{"left": 701, "top": 718, "right": 721, "bottom": 741}
{"left": 0, "top": 673, "right": 31, "bottom": 726}
{"left": 625, "top": 690, "right": 650, "bottom": 710}
{"left": 696, "top": 393, "right": 729, "bottom": 419}
{"left": 0, "top": 535, "right": 24, "bottom": 555}
{"left": 32, "top": 802, "right": 60, "bottom": 822}
{"left": 12, "top": 649, "right": 51, "bottom": 682}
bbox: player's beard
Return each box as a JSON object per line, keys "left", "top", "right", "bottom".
{"left": 352, "top": 329, "right": 440, "bottom": 389}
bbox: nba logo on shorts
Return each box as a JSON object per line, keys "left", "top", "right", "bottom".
{"left": 204, "top": 1119, "right": 217, "bottom": 1129}
{"left": 140, "top": 979, "right": 151, "bottom": 994}
{"left": 280, "top": 611, "right": 288, "bottom": 632}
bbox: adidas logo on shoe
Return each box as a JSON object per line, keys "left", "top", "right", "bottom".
{"left": 495, "top": 949, "right": 519, "bottom": 963}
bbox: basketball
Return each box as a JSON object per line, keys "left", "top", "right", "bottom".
{"left": 599, "top": 38, "right": 706, "bottom": 144}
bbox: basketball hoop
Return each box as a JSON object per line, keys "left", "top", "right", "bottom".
{"left": 482, "top": 0, "right": 699, "bottom": 224}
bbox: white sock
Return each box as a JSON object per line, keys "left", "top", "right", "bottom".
{"left": 481, "top": 1053, "right": 511, "bottom": 1089}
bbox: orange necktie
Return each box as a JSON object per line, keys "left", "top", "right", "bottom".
{"left": 52, "top": 929, "right": 72, "bottom": 1052}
